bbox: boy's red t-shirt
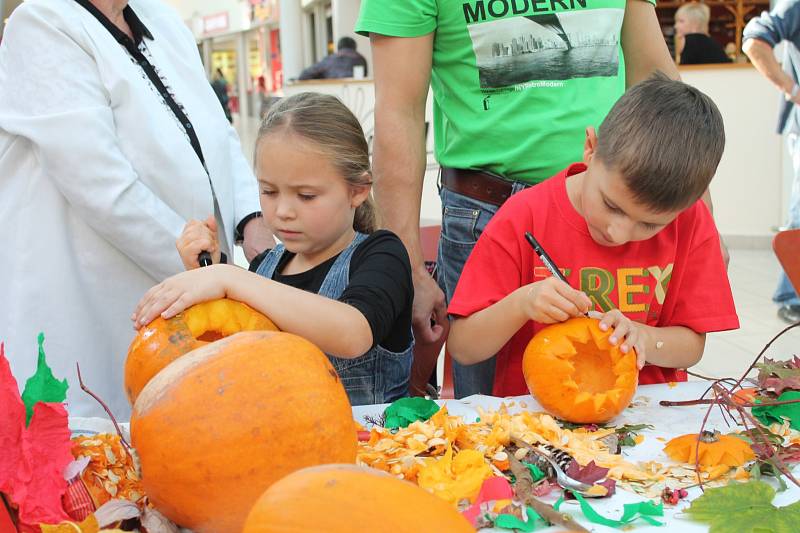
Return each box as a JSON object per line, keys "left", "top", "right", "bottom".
{"left": 448, "top": 163, "right": 740, "bottom": 397}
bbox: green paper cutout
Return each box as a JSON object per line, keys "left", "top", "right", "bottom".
{"left": 752, "top": 391, "right": 800, "bottom": 430}
{"left": 383, "top": 397, "right": 440, "bottom": 429}
{"left": 686, "top": 480, "right": 800, "bottom": 533}
{"left": 21, "top": 333, "right": 68, "bottom": 426}
{"left": 494, "top": 506, "right": 543, "bottom": 532}
{"left": 555, "top": 493, "right": 664, "bottom": 529}
{"left": 521, "top": 461, "right": 546, "bottom": 481}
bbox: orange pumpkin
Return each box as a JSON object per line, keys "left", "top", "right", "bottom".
{"left": 664, "top": 430, "right": 755, "bottom": 469}
{"left": 242, "top": 464, "right": 475, "bottom": 533}
{"left": 522, "top": 317, "right": 638, "bottom": 424}
{"left": 124, "top": 298, "right": 277, "bottom": 404}
{"left": 131, "top": 331, "right": 357, "bottom": 533}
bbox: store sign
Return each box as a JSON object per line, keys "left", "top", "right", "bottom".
{"left": 250, "top": 0, "right": 278, "bottom": 24}
{"left": 202, "top": 12, "right": 229, "bottom": 34}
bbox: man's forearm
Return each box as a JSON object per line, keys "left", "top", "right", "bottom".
{"left": 373, "top": 109, "right": 428, "bottom": 269}
{"left": 622, "top": 0, "right": 680, "bottom": 87}
{"left": 743, "top": 38, "right": 795, "bottom": 94}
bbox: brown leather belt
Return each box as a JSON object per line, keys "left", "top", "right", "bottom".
{"left": 440, "top": 167, "right": 516, "bottom": 207}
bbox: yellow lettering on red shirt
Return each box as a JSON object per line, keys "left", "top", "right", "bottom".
{"left": 617, "top": 267, "right": 649, "bottom": 313}
{"left": 648, "top": 264, "right": 674, "bottom": 305}
{"left": 580, "top": 267, "right": 615, "bottom": 311}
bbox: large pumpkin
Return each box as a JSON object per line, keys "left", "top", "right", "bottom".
{"left": 124, "top": 298, "right": 277, "bottom": 404}
{"left": 242, "top": 464, "right": 475, "bottom": 533}
{"left": 130, "top": 331, "right": 357, "bottom": 533}
{"left": 522, "top": 317, "right": 638, "bottom": 424}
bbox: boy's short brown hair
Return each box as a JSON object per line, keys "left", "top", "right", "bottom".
{"left": 595, "top": 73, "right": 725, "bottom": 212}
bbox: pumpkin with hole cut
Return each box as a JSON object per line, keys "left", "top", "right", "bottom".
{"left": 130, "top": 331, "right": 357, "bottom": 533}
{"left": 124, "top": 298, "right": 277, "bottom": 404}
{"left": 522, "top": 317, "right": 638, "bottom": 424}
{"left": 242, "top": 464, "right": 475, "bottom": 533}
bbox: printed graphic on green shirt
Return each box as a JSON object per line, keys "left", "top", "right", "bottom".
{"left": 466, "top": 7, "right": 624, "bottom": 90}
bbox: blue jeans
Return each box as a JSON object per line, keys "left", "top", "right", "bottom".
{"left": 775, "top": 134, "right": 800, "bottom": 307}
{"left": 437, "top": 179, "right": 529, "bottom": 398}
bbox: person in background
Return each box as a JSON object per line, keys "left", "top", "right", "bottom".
{"left": 448, "top": 76, "right": 738, "bottom": 396}
{"left": 211, "top": 67, "right": 233, "bottom": 123}
{"left": 743, "top": 0, "right": 800, "bottom": 323}
{"left": 134, "top": 93, "right": 414, "bottom": 407}
{"left": 0, "top": 0, "right": 273, "bottom": 418}
{"left": 674, "top": 2, "right": 731, "bottom": 65}
{"left": 298, "top": 36, "right": 368, "bottom": 80}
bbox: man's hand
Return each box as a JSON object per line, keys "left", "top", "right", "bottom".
{"left": 412, "top": 267, "right": 448, "bottom": 345}
{"left": 242, "top": 216, "right": 275, "bottom": 262}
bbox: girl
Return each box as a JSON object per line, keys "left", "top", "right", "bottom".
{"left": 133, "top": 93, "right": 414, "bottom": 406}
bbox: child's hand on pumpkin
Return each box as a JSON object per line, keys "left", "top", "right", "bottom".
{"left": 519, "top": 277, "right": 592, "bottom": 324}
{"left": 177, "top": 216, "right": 221, "bottom": 270}
{"left": 590, "top": 309, "right": 647, "bottom": 369}
{"left": 132, "top": 266, "right": 228, "bottom": 328}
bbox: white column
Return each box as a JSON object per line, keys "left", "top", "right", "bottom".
{"left": 236, "top": 32, "right": 250, "bottom": 119}
{"left": 279, "top": 0, "right": 304, "bottom": 81}
{"left": 201, "top": 39, "right": 213, "bottom": 78}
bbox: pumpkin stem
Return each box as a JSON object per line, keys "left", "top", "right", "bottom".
{"left": 699, "top": 430, "right": 720, "bottom": 443}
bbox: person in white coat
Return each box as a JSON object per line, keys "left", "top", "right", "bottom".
{"left": 0, "top": 0, "right": 273, "bottom": 418}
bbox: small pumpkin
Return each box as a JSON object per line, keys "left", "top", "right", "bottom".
{"left": 241, "top": 464, "right": 475, "bottom": 533}
{"left": 522, "top": 317, "right": 638, "bottom": 424}
{"left": 664, "top": 430, "right": 755, "bottom": 469}
{"left": 124, "top": 298, "right": 277, "bottom": 404}
{"left": 131, "top": 331, "right": 357, "bottom": 533}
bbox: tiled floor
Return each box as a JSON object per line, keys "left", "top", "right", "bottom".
{"left": 232, "top": 114, "right": 798, "bottom": 383}
{"left": 695, "top": 249, "right": 799, "bottom": 380}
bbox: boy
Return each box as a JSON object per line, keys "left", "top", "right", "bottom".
{"left": 447, "top": 75, "right": 739, "bottom": 397}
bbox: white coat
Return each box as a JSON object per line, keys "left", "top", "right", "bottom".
{"left": 0, "top": 0, "right": 261, "bottom": 418}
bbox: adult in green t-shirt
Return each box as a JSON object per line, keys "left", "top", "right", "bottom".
{"left": 356, "top": 0, "right": 680, "bottom": 398}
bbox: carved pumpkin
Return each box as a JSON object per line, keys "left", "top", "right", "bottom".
{"left": 124, "top": 298, "right": 277, "bottom": 404}
{"left": 131, "top": 331, "right": 357, "bottom": 533}
{"left": 242, "top": 464, "right": 475, "bottom": 533}
{"left": 522, "top": 317, "right": 638, "bottom": 424}
{"left": 664, "top": 430, "right": 755, "bottom": 469}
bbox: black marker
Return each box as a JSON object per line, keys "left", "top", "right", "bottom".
{"left": 198, "top": 251, "right": 212, "bottom": 267}
{"left": 524, "top": 231, "right": 589, "bottom": 317}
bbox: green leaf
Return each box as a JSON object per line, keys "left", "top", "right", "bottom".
{"left": 20, "top": 333, "right": 68, "bottom": 426}
{"left": 686, "top": 481, "right": 800, "bottom": 533}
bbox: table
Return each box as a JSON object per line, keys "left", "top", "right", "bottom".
{"left": 352, "top": 382, "right": 800, "bottom": 532}
{"left": 71, "top": 382, "right": 799, "bottom": 532}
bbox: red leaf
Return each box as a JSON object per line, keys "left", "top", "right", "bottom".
{"left": 761, "top": 375, "right": 800, "bottom": 395}
{"left": 0, "top": 343, "right": 72, "bottom": 529}
{"left": 566, "top": 460, "right": 609, "bottom": 484}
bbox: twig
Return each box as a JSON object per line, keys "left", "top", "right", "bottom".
{"left": 76, "top": 363, "right": 132, "bottom": 452}
{"left": 660, "top": 397, "right": 800, "bottom": 408}
{"left": 507, "top": 438, "right": 589, "bottom": 532}
{"left": 732, "top": 322, "right": 800, "bottom": 391}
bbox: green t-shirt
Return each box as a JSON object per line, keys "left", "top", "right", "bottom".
{"left": 357, "top": 0, "right": 655, "bottom": 184}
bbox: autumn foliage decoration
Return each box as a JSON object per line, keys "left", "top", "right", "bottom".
{"left": 124, "top": 298, "right": 277, "bottom": 404}
{"left": 242, "top": 464, "right": 475, "bottom": 533}
{"left": 130, "top": 331, "right": 358, "bottom": 533}
{"left": 522, "top": 317, "right": 639, "bottom": 424}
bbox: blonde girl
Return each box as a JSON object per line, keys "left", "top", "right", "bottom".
{"left": 134, "top": 93, "right": 414, "bottom": 406}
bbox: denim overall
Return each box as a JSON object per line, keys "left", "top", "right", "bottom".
{"left": 255, "top": 232, "right": 413, "bottom": 406}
